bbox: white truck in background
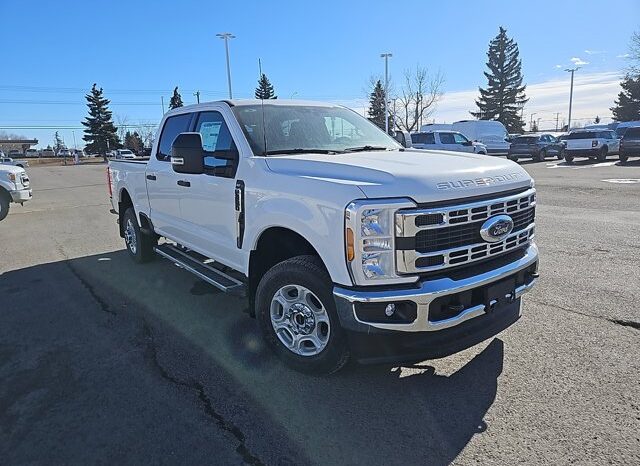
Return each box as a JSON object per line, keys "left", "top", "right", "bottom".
{"left": 108, "top": 100, "right": 539, "bottom": 374}
{"left": 0, "top": 164, "right": 32, "bottom": 221}
{"left": 452, "top": 120, "right": 511, "bottom": 155}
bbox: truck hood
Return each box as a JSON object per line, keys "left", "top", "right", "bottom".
{"left": 0, "top": 164, "right": 26, "bottom": 175}
{"left": 264, "top": 149, "right": 531, "bottom": 203}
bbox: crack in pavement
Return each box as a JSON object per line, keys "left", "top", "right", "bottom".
{"left": 141, "top": 322, "right": 264, "bottom": 466}
{"left": 530, "top": 299, "right": 640, "bottom": 331}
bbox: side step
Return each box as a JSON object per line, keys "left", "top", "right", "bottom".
{"left": 154, "top": 243, "right": 246, "bottom": 297}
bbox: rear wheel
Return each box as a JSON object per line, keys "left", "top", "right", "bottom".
{"left": 564, "top": 154, "right": 574, "bottom": 164}
{"left": 619, "top": 153, "right": 629, "bottom": 164}
{"left": 256, "top": 255, "right": 350, "bottom": 374}
{"left": 0, "top": 190, "right": 10, "bottom": 221}
{"left": 123, "top": 207, "right": 156, "bottom": 263}
{"left": 597, "top": 147, "right": 608, "bottom": 162}
{"left": 507, "top": 154, "right": 519, "bottom": 162}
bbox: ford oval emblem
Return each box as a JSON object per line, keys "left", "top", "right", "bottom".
{"left": 480, "top": 215, "right": 514, "bottom": 243}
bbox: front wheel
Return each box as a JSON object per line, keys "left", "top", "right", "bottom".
{"left": 619, "top": 153, "right": 629, "bottom": 164}
{"left": 564, "top": 154, "right": 574, "bottom": 164}
{"left": 536, "top": 149, "right": 546, "bottom": 162}
{"left": 0, "top": 191, "right": 10, "bottom": 221}
{"left": 123, "top": 208, "right": 156, "bottom": 263}
{"left": 256, "top": 255, "right": 350, "bottom": 374}
{"left": 597, "top": 147, "right": 608, "bottom": 162}
{"left": 507, "top": 154, "right": 518, "bottom": 162}
{"left": 557, "top": 149, "right": 564, "bottom": 160}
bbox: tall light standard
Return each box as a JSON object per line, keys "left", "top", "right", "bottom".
{"left": 380, "top": 53, "right": 392, "bottom": 134}
{"left": 217, "top": 32, "right": 236, "bottom": 99}
{"left": 565, "top": 67, "right": 579, "bottom": 131}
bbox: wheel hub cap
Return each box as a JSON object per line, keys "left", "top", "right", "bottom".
{"left": 286, "top": 303, "right": 316, "bottom": 335}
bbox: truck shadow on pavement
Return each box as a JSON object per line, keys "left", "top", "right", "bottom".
{"left": 1, "top": 249, "right": 504, "bottom": 466}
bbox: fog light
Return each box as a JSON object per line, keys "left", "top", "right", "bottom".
{"left": 385, "top": 303, "right": 396, "bottom": 317}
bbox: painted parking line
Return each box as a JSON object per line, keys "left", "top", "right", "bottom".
{"left": 601, "top": 179, "right": 640, "bottom": 184}
{"left": 546, "top": 161, "right": 619, "bottom": 169}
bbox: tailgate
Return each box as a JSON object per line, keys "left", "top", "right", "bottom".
{"left": 566, "top": 139, "right": 594, "bottom": 150}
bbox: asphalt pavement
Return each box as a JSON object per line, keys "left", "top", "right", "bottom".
{"left": 1, "top": 158, "right": 639, "bottom": 465}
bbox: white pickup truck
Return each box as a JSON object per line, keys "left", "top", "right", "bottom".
{"left": 108, "top": 100, "right": 539, "bottom": 374}
{"left": 0, "top": 164, "right": 32, "bottom": 221}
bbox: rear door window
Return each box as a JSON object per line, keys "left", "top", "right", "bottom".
{"left": 156, "top": 113, "right": 193, "bottom": 161}
{"left": 624, "top": 127, "right": 640, "bottom": 138}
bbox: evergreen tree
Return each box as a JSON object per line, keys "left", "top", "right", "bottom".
{"left": 54, "top": 131, "right": 64, "bottom": 151}
{"left": 124, "top": 131, "right": 144, "bottom": 154}
{"left": 82, "top": 84, "right": 120, "bottom": 161}
{"left": 472, "top": 27, "right": 528, "bottom": 133}
{"left": 610, "top": 75, "right": 640, "bottom": 122}
{"left": 367, "top": 80, "right": 387, "bottom": 131}
{"left": 255, "top": 73, "right": 277, "bottom": 99}
{"left": 594, "top": 115, "right": 601, "bottom": 124}
{"left": 169, "top": 86, "right": 184, "bottom": 109}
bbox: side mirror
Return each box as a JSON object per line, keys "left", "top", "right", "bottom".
{"left": 393, "top": 131, "right": 412, "bottom": 148}
{"left": 462, "top": 140, "right": 473, "bottom": 146}
{"left": 171, "top": 132, "right": 204, "bottom": 174}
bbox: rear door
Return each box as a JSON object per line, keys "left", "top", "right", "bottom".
{"left": 146, "top": 112, "right": 193, "bottom": 238}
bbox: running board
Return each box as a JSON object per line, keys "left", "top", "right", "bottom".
{"left": 154, "top": 243, "right": 246, "bottom": 297}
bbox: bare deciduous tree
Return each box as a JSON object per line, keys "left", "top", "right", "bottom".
{"left": 391, "top": 66, "right": 444, "bottom": 133}
{"left": 115, "top": 114, "right": 129, "bottom": 144}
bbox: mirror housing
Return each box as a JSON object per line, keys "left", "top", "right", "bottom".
{"left": 171, "top": 132, "right": 205, "bottom": 174}
{"left": 393, "top": 131, "right": 412, "bottom": 148}
{"left": 462, "top": 140, "right": 473, "bottom": 146}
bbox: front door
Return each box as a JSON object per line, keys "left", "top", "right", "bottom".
{"left": 178, "top": 110, "right": 242, "bottom": 269}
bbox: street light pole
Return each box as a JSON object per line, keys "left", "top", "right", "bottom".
{"left": 217, "top": 32, "right": 236, "bottom": 99}
{"left": 530, "top": 113, "right": 537, "bottom": 132}
{"left": 380, "top": 53, "right": 392, "bottom": 134}
{"left": 565, "top": 67, "right": 579, "bottom": 131}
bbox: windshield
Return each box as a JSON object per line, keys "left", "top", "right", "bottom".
{"left": 566, "top": 131, "right": 596, "bottom": 139}
{"left": 513, "top": 136, "right": 538, "bottom": 144}
{"left": 231, "top": 104, "right": 401, "bottom": 155}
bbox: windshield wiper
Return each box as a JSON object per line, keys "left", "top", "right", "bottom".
{"left": 263, "top": 148, "right": 343, "bottom": 156}
{"left": 343, "top": 145, "right": 390, "bottom": 152}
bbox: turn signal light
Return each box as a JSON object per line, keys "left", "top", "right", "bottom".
{"left": 346, "top": 227, "right": 355, "bottom": 262}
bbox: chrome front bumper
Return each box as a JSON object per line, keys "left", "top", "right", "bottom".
{"left": 10, "top": 188, "right": 32, "bottom": 203}
{"left": 334, "top": 243, "right": 538, "bottom": 333}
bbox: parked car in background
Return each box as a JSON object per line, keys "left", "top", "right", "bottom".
{"left": 564, "top": 130, "right": 620, "bottom": 163}
{"left": 115, "top": 149, "right": 137, "bottom": 159}
{"left": 57, "top": 149, "right": 72, "bottom": 158}
{"left": 41, "top": 148, "right": 56, "bottom": 158}
{"left": 0, "top": 164, "right": 32, "bottom": 221}
{"left": 451, "top": 120, "right": 510, "bottom": 155}
{"left": 0, "top": 157, "right": 29, "bottom": 168}
{"left": 25, "top": 148, "right": 39, "bottom": 158}
{"left": 619, "top": 126, "right": 640, "bottom": 163}
{"left": 507, "top": 134, "right": 564, "bottom": 162}
{"left": 411, "top": 131, "right": 488, "bottom": 154}
{"left": 71, "top": 149, "right": 85, "bottom": 158}
{"left": 614, "top": 121, "right": 640, "bottom": 138}
{"left": 8, "top": 150, "right": 22, "bottom": 158}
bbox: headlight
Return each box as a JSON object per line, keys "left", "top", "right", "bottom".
{"left": 345, "top": 198, "right": 418, "bottom": 285}
{"left": 6, "top": 172, "right": 16, "bottom": 182}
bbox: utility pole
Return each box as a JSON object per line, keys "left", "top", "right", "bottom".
{"left": 530, "top": 113, "right": 537, "bottom": 132}
{"left": 554, "top": 112, "right": 560, "bottom": 131}
{"left": 565, "top": 67, "right": 579, "bottom": 131}
{"left": 193, "top": 90, "right": 200, "bottom": 104}
{"left": 217, "top": 32, "right": 236, "bottom": 99}
{"left": 380, "top": 52, "right": 392, "bottom": 134}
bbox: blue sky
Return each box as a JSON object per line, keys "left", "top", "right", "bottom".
{"left": 1, "top": 0, "right": 638, "bottom": 148}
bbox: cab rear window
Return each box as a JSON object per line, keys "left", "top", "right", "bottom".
{"left": 566, "top": 132, "right": 596, "bottom": 139}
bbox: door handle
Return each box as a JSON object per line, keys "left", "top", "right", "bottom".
{"left": 146, "top": 174, "right": 157, "bottom": 181}
{"left": 177, "top": 180, "right": 191, "bottom": 187}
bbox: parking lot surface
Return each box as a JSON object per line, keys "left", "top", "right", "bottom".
{"left": 1, "top": 159, "right": 639, "bottom": 465}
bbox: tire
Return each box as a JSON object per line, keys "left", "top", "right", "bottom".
{"left": 597, "top": 147, "right": 607, "bottom": 162}
{"left": 507, "top": 154, "right": 519, "bottom": 162}
{"left": 536, "top": 149, "right": 546, "bottom": 162}
{"left": 564, "top": 154, "right": 574, "bottom": 164}
{"left": 122, "top": 207, "right": 156, "bottom": 263}
{"left": 557, "top": 148, "right": 564, "bottom": 160}
{"left": 619, "top": 153, "right": 629, "bottom": 164}
{"left": 255, "top": 255, "right": 350, "bottom": 375}
{"left": 0, "top": 190, "right": 10, "bottom": 221}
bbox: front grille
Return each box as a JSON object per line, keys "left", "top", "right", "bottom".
{"left": 396, "top": 188, "right": 536, "bottom": 274}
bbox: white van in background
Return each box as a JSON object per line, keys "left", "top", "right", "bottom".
{"left": 452, "top": 120, "right": 510, "bottom": 155}
{"left": 419, "top": 123, "right": 453, "bottom": 132}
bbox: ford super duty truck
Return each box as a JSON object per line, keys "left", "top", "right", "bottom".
{"left": 108, "top": 100, "right": 539, "bottom": 374}
{"left": 1, "top": 164, "right": 32, "bottom": 221}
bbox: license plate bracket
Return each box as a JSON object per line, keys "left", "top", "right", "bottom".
{"left": 484, "top": 278, "right": 516, "bottom": 312}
